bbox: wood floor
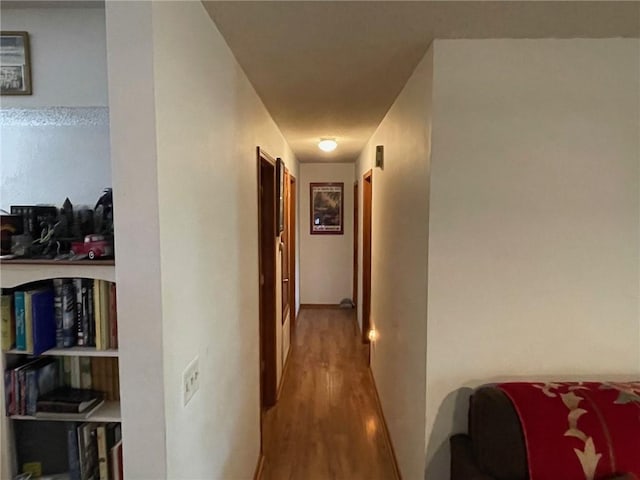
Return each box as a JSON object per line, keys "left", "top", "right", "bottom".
{"left": 261, "top": 308, "right": 398, "bottom": 480}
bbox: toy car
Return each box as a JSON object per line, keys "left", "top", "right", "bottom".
{"left": 70, "top": 234, "right": 113, "bottom": 260}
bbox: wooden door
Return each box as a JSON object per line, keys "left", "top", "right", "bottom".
{"left": 362, "top": 171, "right": 372, "bottom": 345}
{"left": 353, "top": 182, "right": 359, "bottom": 310}
{"left": 258, "top": 148, "right": 277, "bottom": 408}
{"left": 289, "top": 177, "right": 297, "bottom": 331}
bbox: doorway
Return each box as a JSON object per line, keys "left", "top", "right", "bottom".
{"left": 362, "top": 170, "right": 372, "bottom": 345}
{"left": 258, "top": 147, "right": 278, "bottom": 409}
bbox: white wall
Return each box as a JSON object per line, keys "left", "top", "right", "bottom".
{"left": 425, "top": 39, "right": 640, "bottom": 478}
{"left": 300, "top": 163, "right": 354, "bottom": 305}
{"left": 0, "top": 6, "right": 108, "bottom": 108}
{"left": 355, "top": 46, "right": 433, "bottom": 480}
{"left": 105, "top": 3, "right": 167, "bottom": 478}
{"left": 151, "top": 2, "right": 297, "bottom": 478}
{"left": 0, "top": 6, "right": 110, "bottom": 211}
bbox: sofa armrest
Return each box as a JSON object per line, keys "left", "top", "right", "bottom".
{"left": 450, "top": 434, "right": 495, "bottom": 480}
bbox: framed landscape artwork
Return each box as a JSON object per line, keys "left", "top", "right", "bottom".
{"left": 0, "top": 31, "right": 32, "bottom": 95}
{"left": 310, "top": 182, "right": 344, "bottom": 235}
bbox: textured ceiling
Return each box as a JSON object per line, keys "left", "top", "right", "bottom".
{"left": 205, "top": 1, "right": 640, "bottom": 163}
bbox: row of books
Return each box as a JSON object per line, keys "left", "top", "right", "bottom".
{"left": 5, "top": 356, "right": 119, "bottom": 417}
{"left": 68, "top": 422, "right": 123, "bottom": 480}
{"left": 1, "top": 278, "right": 118, "bottom": 353}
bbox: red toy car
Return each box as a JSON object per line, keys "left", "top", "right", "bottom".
{"left": 70, "top": 234, "right": 113, "bottom": 260}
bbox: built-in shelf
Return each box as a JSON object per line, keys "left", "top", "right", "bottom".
{"left": 10, "top": 401, "right": 121, "bottom": 423}
{"left": 5, "top": 347, "right": 118, "bottom": 358}
{"left": 0, "top": 259, "right": 115, "bottom": 288}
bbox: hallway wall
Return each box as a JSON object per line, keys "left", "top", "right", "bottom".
{"left": 106, "top": 2, "right": 298, "bottom": 478}
{"left": 300, "top": 163, "right": 355, "bottom": 305}
{"left": 355, "top": 46, "right": 433, "bottom": 480}
{"left": 426, "top": 39, "right": 640, "bottom": 478}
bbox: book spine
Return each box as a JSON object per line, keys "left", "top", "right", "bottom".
{"left": 31, "top": 289, "right": 55, "bottom": 355}
{"left": 14, "top": 291, "right": 26, "bottom": 350}
{"left": 24, "top": 291, "right": 33, "bottom": 353}
{"left": 25, "top": 367, "right": 37, "bottom": 416}
{"left": 109, "top": 283, "right": 117, "bottom": 349}
{"left": 82, "top": 280, "right": 91, "bottom": 348}
{"left": 53, "top": 279, "right": 65, "bottom": 348}
{"left": 87, "top": 281, "right": 95, "bottom": 347}
{"left": 68, "top": 423, "right": 82, "bottom": 480}
{"left": 94, "top": 280, "right": 102, "bottom": 350}
{"left": 110, "top": 440, "right": 123, "bottom": 480}
{"left": 75, "top": 279, "right": 85, "bottom": 346}
{"left": 80, "top": 357, "right": 92, "bottom": 389}
{"left": 1, "top": 294, "right": 15, "bottom": 351}
{"left": 62, "top": 281, "right": 77, "bottom": 347}
{"left": 4, "top": 370, "right": 13, "bottom": 415}
{"left": 63, "top": 357, "right": 72, "bottom": 386}
{"left": 70, "top": 357, "right": 81, "bottom": 389}
{"left": 97, "top": 424, "right": 109, "bottom": 480}
{"left": 100, "top": 281, "right": 110, "bottom": 350}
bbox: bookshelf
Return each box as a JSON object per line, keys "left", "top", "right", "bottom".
{"left": 1, "top": 261, "right": 121, "bottom": 479}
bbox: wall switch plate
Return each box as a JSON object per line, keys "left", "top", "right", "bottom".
{"left": 182, "top": 356, "right": 200, "bottom": 406}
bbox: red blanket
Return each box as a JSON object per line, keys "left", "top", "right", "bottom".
{"left": 497, "top": 382, "right": 640, "bottom": 480}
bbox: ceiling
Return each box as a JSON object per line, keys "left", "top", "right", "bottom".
{"left": 205, "top": 1, "right": 640, "bottom": 164}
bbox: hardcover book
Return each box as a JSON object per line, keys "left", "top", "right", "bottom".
{"left": 14, "top": 291, "right": 26, "bottom": 350}
{"left": 1, "top": 294, "right": 15, "bottom": 350}
{"left": 31, "top": 288, "right": 55, "bottom": 355}
{"left": 37, "top": 387, "right": 104, "bottom": 414}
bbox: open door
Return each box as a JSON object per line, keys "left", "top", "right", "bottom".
{"left": 362, "top": 170, "right": 372, "bottom": 346}
{"left": 289, "top": 176, "right": 297, "bottom": 331}
{"left": 353, "top": 181, "right": 359, "bottom": 311}
{"left": 258, "top": 147, "right": 278, "bottom": 409}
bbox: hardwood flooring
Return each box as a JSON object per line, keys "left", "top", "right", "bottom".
{"left": 261, "top": 308, "right": 398, "bottom": 480}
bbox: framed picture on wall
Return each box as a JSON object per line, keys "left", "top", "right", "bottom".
{"left": 276, "top": 158, "right": 285, "bottom": 234}
{"left": 310, "top": 182, "right": 344, "bottom": 235}
{"left": 0, "top": 31, "right": 32, "bottom": 95}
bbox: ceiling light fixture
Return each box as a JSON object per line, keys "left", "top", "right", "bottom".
{"left": 318, "top": 138, "right": 337, "bottom": 152}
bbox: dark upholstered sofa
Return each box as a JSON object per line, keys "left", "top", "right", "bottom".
{"left": 450, "top": 385, "right": 638, "bottom": 480}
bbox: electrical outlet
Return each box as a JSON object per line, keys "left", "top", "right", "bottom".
{"left": 182, "top": 356, "right": 200, "bottom": 406}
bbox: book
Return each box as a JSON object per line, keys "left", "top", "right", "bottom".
{"left": 67, "top": 422, "right": 81, "bottom": 480}
{"left": 1, "top": 293, "right": 15, "bottom": 350}
{"left": 82, "top": 280, "right": 92, "bottom": 347}
{"left": 93, "top": 280, "right": 103, "bottom": 350}
{"left": 31, "top": 288, "right": 56, "bottom": 355}
{"left": 100, "top": 281, "right": 110, "bottom": 350}
{"left": 14, "top": 291, "right": 26, "bottom": 350}
{"left": 75, "top": 279, "right": 85, "bottom": 346}
{"left": 109, "top": 283, "right": 118, "bottom": 349}
{"left": 70, "top": 357, "right": 81, "bottom": 389}
{"left": 53, "top": 279, "right": 65, "bottom": 348}
{"left": 24, "top": 289, "right": 34, "bottom": 353}
{"left": 78, "top": 422, "right": 99, "bottom": 480}
{"left": 37, "top": 387, "right": 104, "bottom": 414}
{"left": 34, "top": 399, "right": 104, "bottom": 420}
{"left": 80, "top": 357, "right": 92, "bottom": 389}
{"left": 86, "top": 281, "right": 95, "bottom": 347}
{"left": 62, "top": 281, "right": 76, "bottom": 348}
{"left": 24, "top": 357, "right": 59, "bottom": 416}
{"left": 110, "top": 440, "right": 123, "bottom": 480}
{"left": 96, "top": 424, "right": 109, "bottom": 480}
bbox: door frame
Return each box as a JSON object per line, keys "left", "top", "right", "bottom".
{"left": 362, "top": 170, "right": 373, "bottom": 345}
{"left": 257, "top": 147, "right": 278, "bottom": 411}
{"left": 289, "top": 176, "right": 297, "bottom": 332}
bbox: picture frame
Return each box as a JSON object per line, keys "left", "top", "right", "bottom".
{"left": 310, "top": 182, "right": 344, "bottom": 235}
{"left": 0, "top": 31, "right": 32, "bottom": 95}
{"left": 276, "top": 158, "right": 285, "bottom": 234}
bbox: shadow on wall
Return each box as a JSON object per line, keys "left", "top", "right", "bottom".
{"left": 424, "top": 387, "right": 473, "bottom": 480}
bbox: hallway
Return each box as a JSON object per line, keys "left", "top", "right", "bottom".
{"left": 261, "top": 308, "right": 398, "bottom": 480}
